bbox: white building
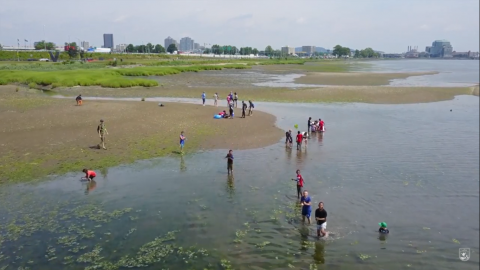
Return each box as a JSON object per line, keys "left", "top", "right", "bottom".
{"left": 281, "top": 46, "right": 295, "bottom": 55}
{"left": 115, "top": 43, "right": 127, "bottom": 52}
{"left": 180, "top": 37, "right": 194, "bottom": 52}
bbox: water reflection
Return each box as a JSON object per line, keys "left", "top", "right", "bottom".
{"left": 180, "top": 155, "right": 187, "bottom": 172}
{"left": 100, "top": 167, "right": 109, "bottom": 178}
{"left": 85, "top": 180, "right": 97, "bottom": 195}
{"left": 226, "top": 174, "right": 235, "bottom": 197}
{"left": 313, "top": 241, "right": 326, "bottom": 264}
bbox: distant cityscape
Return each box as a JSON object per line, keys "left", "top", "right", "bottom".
{"left": 2, "top": 34, "right": 479, "bottom": 59}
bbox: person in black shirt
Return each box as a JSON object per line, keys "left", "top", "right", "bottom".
{"left": 315, "top": 202, "right": 328, "bottom": 238}
{"left": 248, "top": 100, "right": 254, "bottom": 116}
{"left": 76, "top": 94, "right": 82, "bottom": 106}
{"left": 307, "top": 117, "right": 312, "bottom": 133}
{"left": 378, "top": 222, "right": 389, "bottom": 234}
{"left": 225, "top": 150, "right": 234, "bottom": 175}
{"left": 285, "top": 129, "right": 293, "bottom": 148}
{"left": 229, "top": 103, "right": 234, "bottom": 118}
{"left": 241, "top": 101, "right": 247, "bottom": 118}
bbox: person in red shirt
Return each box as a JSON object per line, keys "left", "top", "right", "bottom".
{"left": 291, "top": 169, "right": 305, "bottom": 199}
{"left": 82, "top": 168, "right": 96, "bottom": 181}
{"left": 296, "top": 131, "right": 303, "bottom": 150}
{"left": 319, "top": 119, "right": 325, "bottom": 132}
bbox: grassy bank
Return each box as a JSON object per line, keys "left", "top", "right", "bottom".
{"left": 0, "top": 86, "right": 282, "bottom": 183}
{"left": 0, "top": 64, "right": 250, "bottom": 88}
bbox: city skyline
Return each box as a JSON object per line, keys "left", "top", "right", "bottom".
{"left": 0, "top": 0, "right": 478, "bottom": 53}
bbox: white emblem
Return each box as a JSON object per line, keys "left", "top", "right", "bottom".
{"left": 459, "top": 248, "right": 470, "bottom": 261}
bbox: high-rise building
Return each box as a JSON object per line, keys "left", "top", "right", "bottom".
{"left": 103, "top": 34, "right": 114, "bottom": 49}
{"left": 179, "top": 37, "right": 194, "bottom": 52}
{"left": 164, "top": 36, "right": 178, "bottom": 50}
{"left": 80, "top": 41, "right": 89, "bottom": 50}
{"left": 425, "top": 40, "right": 453, "bottom": 58}
{"left": 281, "top": 46, "right": 295, "bottom": 55}
{"left": 302, "top": 46, "right": 316, "bottom": 55}
{"left": 194, "top": 43, "right": 200, "bottom": 50}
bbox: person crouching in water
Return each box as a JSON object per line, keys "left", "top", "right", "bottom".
{"left": 285, "top": 129, "right": 293, "bottom": 148}
{"left": 82, "top": 169, "right": 96, "bottom": 181}
{"left": 300, "top": 190, "right": 312, "bottom": 224}
{"left": 378, "top": 222, "right": 389, "bottom": 234}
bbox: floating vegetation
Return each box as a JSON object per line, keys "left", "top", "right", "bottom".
{"left": 423, "top": 227, "right": 430, "bottom": 230}
{"left": 452, "top": 239, "right": 461, "bottom": 244}
{"left": 255, "top": 241, "right": 270, "bottom": 249}
{"left": 358, "top": 253, "right": 371, "bottom": 261}
{"left": 220, "top": 259, "right": 233, "bottom": 269}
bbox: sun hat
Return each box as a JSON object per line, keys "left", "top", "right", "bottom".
{"left": 379, "top": 222, "right": 387, "bottom": 228}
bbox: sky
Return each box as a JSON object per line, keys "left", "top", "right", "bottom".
{"left": 0, "top": 0, "right": 479, "bottom": 53}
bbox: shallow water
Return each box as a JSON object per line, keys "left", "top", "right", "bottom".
{"left": 2, "top": 95, "right": 479, "bottom": 269}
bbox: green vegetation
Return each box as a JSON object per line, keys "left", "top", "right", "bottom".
{"left": 0, "top": 64, "right": 250, "bottom": 88}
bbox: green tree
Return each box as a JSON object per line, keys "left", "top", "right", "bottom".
{"left": 0, "top": 44, "right": 2, "bottom": 51}
{"left": 34, "top": 40, "right": 55, "bottom": 50}
{"left": 126, "top": 44, "right": 134, "bottom": 53}
{"left": 79, "top": 50, "right": 85, "bottom": 59}
{"left": 360, "top": 47, "right": 375, "bottom": 58}
{"left": 252, "top": 48, "right": 258, "bottom": 55}
{"left": 354, "top": 49, "right": 360, "bottom": 58}
{"left": 333, "top": 45, "right": 350, "bottom": 57}
{"left": 211, "top": 44, "right": 219, "bottom": 54}
{"left": 167, "top": 44, "right": 177, "bottom": 53}
{"left": 146, "top": 43, "right": 154, "bottom": 53}
{"left": 231, "top": 46, "right": 238, "bottom": 55}
{"left": 154, "top": 44, "right": 165, "bottom": 53}
{"left": 265, "top": 45, "right": 273, "bottom": 56}
{"left": 203, "top": 48, "right": 211, "bottom": 54}
{"left": 66, "top": 42, "right": 78, "bottom": 58}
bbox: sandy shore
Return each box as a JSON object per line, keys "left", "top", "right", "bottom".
{"left": 0, "top": 85, "right": 283, "bottom": 183}
{"left": 52, "top": 84, "right": 474, "bottom": 104}
{"left": 295, "top": 71, "right": 438, "bottom": 86}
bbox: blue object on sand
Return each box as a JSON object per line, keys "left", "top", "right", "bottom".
{"left": 214, "top": 115, "right": 222, "bottom": 119}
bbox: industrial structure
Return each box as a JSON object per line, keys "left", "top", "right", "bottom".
{"left": 405, "top": 45, "right": 419, "bottom": 58}
{"left": 425, "top": 40, "right": 453, "bottom": 58}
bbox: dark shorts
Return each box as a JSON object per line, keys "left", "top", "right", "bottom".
{"left": 297, "top": 185, "right": 302, "bottom": 194}
{"left": 88, "top": 176, "right": 95, "bottom": 180}
{"left": 227, "top": 163, "right": 233, "bottom": 170}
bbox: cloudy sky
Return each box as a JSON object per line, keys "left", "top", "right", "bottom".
{"left": 1, "top": 0, "right": 478, "bottom": 52}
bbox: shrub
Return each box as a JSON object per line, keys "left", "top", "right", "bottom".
{"left": 28, "top": 82, "right": 37, "bottom": 89}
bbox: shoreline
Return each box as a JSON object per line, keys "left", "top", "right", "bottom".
{"left": 0, "top": 86, "right": 283, "bottom": 183}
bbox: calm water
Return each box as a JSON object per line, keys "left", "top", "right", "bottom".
{"left": 1, "top": 94, "right": 478, "bottom": 270}
{"left": 149, "top": 59, "right": 479, "bottom": 89}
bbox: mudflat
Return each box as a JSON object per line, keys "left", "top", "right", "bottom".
{"left": 0, "top": 85, "right": 283, "bottom": 183}
{"left": 294, "top": 71, "right": 438, "bottom": 86}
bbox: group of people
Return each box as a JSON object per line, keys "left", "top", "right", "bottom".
{"left": 308, "top": 117, "right": 325, "bottom": 133}
{"left": 205, "top": 91, "right": 255, "bottom": 119}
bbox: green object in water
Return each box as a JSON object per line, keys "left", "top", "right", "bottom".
{"left": 294, "top": 124, "right": 298, "bottom": 129}
{"left": 379, "top": 222, "right": 387, "bottom": 228}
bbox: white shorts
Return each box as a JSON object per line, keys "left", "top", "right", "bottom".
{"left": 317, "top": 222, "right": 327, "bottom": 230}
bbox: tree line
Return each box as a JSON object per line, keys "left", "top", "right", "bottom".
{"left": 333, "top": 45, "right": 380, "bottom": 58}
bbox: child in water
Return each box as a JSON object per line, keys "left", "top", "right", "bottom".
{"left": 378, "top": 222, "right": 389, "bottom": 234}
{"left": 82, "top": 169, "right": 96, "bottom": 181}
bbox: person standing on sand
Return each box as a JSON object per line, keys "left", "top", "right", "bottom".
{"left": 226, "top": 94, "right": 231, "bottom": 107}
{"left": 315, "top": 202, "right": 328, "bottom": 238}
{"left": 248, "top": 100, "right": 254, "bottom": 116}
{"left": 241, "top": 101, "right": 247, "bottom": 118}
{"left": 234, "top": 92, "right": 238, "bottom": 108}
{"left": 225, "top": 150, "right": 234, "bottom": 175}
{"left": 97, "top": 119, "right": 108, "bottom": 150}
{"left": 201, "top": 92, "right": 206, "bottom": 106}
{"left": 179, "top": 131, "right": 186, "bottom": 153}
{"left": 291, "top": 169, "right": 304, "bottom": 199}
{"left": 296, "top": 131, "right": 303, "bottom": 150}
{"left": 214, "top": 93, "right": 218, "bottom": 107}
{"left": 300, "top": 190, "right": 312, "bottom": 224}
{"left": 229, "top": 102, "right": 234, "bottom": 118}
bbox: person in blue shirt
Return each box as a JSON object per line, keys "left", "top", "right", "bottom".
{"left": 378, "top": 222, "right": 389, "bottom": 234}
{"left": 201, "top": 92, "right": 206, "bottom": 106}
{"left": 179, "top": 131, "right": 186, "bottom": 153}
{"left": 300, "top": 190, "right": 312, "bottom": 224}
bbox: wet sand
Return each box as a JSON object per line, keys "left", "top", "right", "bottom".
{"left": 295, "top": 71, "right": 438, "bottom": 86}
{"left": 53, "top": 85, "right": 474, "bottom": 104}
{"left": 0, "top": 85, "right": 283, "bottom": 183}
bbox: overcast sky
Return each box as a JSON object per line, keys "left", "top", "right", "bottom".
{"left": 1, "top": 0, "right": 478, "bottom": 52}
